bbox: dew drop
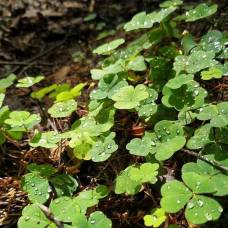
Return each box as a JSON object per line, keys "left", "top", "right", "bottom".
{"left": 107, "top": 144, "right": 112, "bottom": 149}
{"left": 25, "top": 216, "right": 30, "bottom": 221}
{"left": 205, "top": 213, "right": 213, "bottom": 221}
{"left": 90, "top": 220, "right": 96, "bottom": 224}
{"left": 197, "top": 200, "right": 204, "bottom": 207}
{"left": 31, "top": 183, "right": 35, "bottom": 187}
{"left": 187, "top": 202, "right": 194, "bottom": 209}
{"left": 218, "top": 207, "right": 223, "bottom": 213}
{"left": 177, "top": 200, "right": 181, "bottom": 204}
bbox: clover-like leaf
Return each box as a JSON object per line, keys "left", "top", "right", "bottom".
{"left": 114, "top": 166, "right": 141, "bottom": 195}
{"left": 111, "top": 84, "right": 148, "bottom": 109}
{"left": 16, "top": 76, "right": 44, "bottom": 88}
{"left": 124, "top": 7, "right": 176, "bottom": 32}
{"left": 182, "top": 162, "right": 217, "bottom": 194}
{"left": 93, "top": 38, "right": 125, "bottom": 55}
{"left": 0, "top": 74, "right": 16, "bottom": 92}
{"left": 196, "top": 102, "right": 228, "bottom": 128}
{"left": 88, "top": 211, "right": 112, "bottom": 228}
{"left": 91, "top": 133, "right": 118, "bottom": 162}
{"left": 184, "top": 4, "right": 217, "bottom": 22}
{"left": 174, "top": 51, "right": 215, "bottom": 75}
{"left": 91, "top": 59, "right": 125, "bottom": 80}
{"left": 185, "top": 195, "right": 222, "bottom": 224}
{"left": 21, "top": 173, "right": 50, "bottom": 203}
{"left": 160, "top": 180, "right": 192, "bottom": 213}
{"left": 27, "top": 163, "right": 57, "bottom": 177}
{"left": 56, "top": 83, "right": 86, "bottom": 102}
{"left": 201, "top": 67, "right": 223, "bottom": 80}
{"left": 74, "top": 185, "right": 109, "bottom": 213}
{"left": 199, "top": 30, "right": 224, "bottom": 54}
{"left": 50, "top": 174, "right": 78, "bottom": 197}
{"left": 144, "top": 208, "right": 166, "bottom": 227}
{"left": 126, "top": 55, "right": 147, "bottom": 71}
{"left": 4, "top": 111, "right": 41, "bottom": 130}
{"left": 50, "top": 197, "right": 81, "bottom": 223}
{"left": 186, "top": 124, "right": 213, "bottom": 149}
{"left": 160, "top": 0, "right": 182, "bottom": 8}
{"left": 162, "top": 81, "right": 207, "bottom": 111}
{"left": 90, "top": 74, "right": 128, "bottom": 100}
{"left": 48, "top": 99, "right": 77, "bottom": 118}
{"left": 129, "top": 163, "right": 159, "bottom": 184}
{"left": 136, "top": 88, "right": 158, "bottom": 119}
{"left": 165, "top": 74, "right": 194, "bottom": 89}
{"left": 18, "top": 204, "right": 52, "bottom": 228}
{"left": 126, "top": 132, "right": 158, "bottom": 156}
{"left": 183, "top": 159, "right": 228, "bottom": 196}
{"left": 29, "top": 131, "right": 61, "bottom": 148}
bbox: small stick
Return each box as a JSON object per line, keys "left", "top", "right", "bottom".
{"left": 38, "top": 204, "right": 64, "bottom": 228}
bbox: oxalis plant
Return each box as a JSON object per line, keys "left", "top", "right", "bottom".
{"left": 0, "top": 0, "right": 227, "bottom": 227}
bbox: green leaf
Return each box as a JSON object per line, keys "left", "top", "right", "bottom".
{"left": 111, "top": 84, "right": 148, "bottom": 109}
{"left": 16, "top": 76, "right": 44, "bottom": 88}
{"left": 48, "top": 99, "right": 77, "bottom": 118}
{"left": 4, "top": 111, "right": 41, "bottom": 130}
{"left": 182, "top": 162, "right": 217, "bottom": 194}
{"left": 91, "top": 60, "right": 125, "bottom": 80}
{"left": 90, "top": 74, "right": 128, "bottom": 100}
{"left": 21, "top": 173, "right": 50, "bottom": 203}
{"left": 27, "top": 163, "right": 57, "bottom": 177}
{"left": 165, "top": 74, "right": 194, "bottom": 89}
{"left": 50, "top": 174, "right": 78, "bottom": 197}
{"left": 190, "top": 159, "right": 228, "bottom": 196}
{"left": 174, "top": 51, "right": 215, "bottom": 75}
{"left": 184, "top": 4, "right": 217, "bottom": 22}
{"left": 136, "top": 88, "right": 158, "bottom": 119}
{"left": 74, "top": 185, "right": 109, "bottom": 213}
{"left": 187, "top": 124, "right": 213, "bottom": 149}
{"left": 0, "top": 74, "right": 16, "bottom": 91}
{"left": 93, "top": 38, "right": 125, "bottom": 55}
{"left": 114, "top": 166, "right": 141, "bottom": 195}
{"left": 124, "top": 8, "right": 176, "bottom": 32}
{"left": 155, "top": 136, "right": 186, "bottom": 161}
{"left": 181, "top": 34, "right": 197, "bottom": 54}
{"left": 91, "top": 133, "right": 118, "bottom": 162}
{"left": 162, "top": 81, "right": 207, "bottom": 111}
{"left": 129, "top": 163, "right": 159, "bottom": 184}
{"left": 31, "top": 84, "right": 57, "bottom": 100}
{"left": 56, "top": 83, "right": 86, "bottom": 102}
{"left": 160, "top": 0, "right": 183, "bottom": 8}
{"left": 185, "top": 195, "right": 222, "bottom": 224}
{"left": 144, "top": 208, "right": 166, "bottom": 227}
{"left": 126, "top": 55, "right": 147, "bottom": 71}
{"left": 126, "top": 132, "right": 157, "bottom": 156}
{"left": 18, "top": 204, "right": 52, "bottom": 228}
{"left": 50, "top": 197, "right": 81, "bottom": 223}
{"left": 88, "top": 211, "right": 112, "bottom": 228}
{"left": 200, "top": 30, "right": 223, "bottom": 54}
{"left": 29, "top": 131, "right": 61, "bottom": 148}
{"left": 160, "top": 180, "right": 192, "bottom": 213}
{"left": 201, "top": 67, "right": 223, "bottom": 80}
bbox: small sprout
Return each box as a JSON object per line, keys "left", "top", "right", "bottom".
{"left": 144, "top": 208, "right": 166, "bottom": 227}
{"left": 16, "top": 76, "right": 44, "bottom": 88}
